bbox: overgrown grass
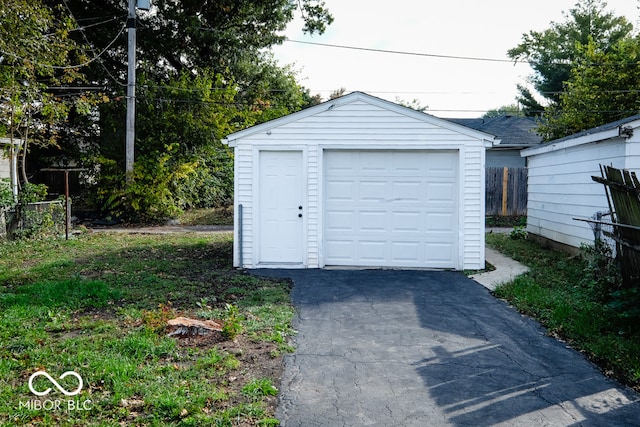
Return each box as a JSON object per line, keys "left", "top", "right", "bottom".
{"left": 0, "top": 232, "right": 294, "bottom": 426}
{"left": 487, "top": 232, "right": 640, "bottom": 390}
{"left": 485, "top": 215, "right": 526, "bottom": 228}
{"left": 178, "top": 207, "right": 233, "bottom": 226}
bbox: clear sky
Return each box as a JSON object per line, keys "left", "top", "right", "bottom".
{"left": 271, "top": 0, "right": 640, "bottom": 118}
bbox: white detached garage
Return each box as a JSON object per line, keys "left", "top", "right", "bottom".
{"left": 222, "top": 92, "right": 496, "bottom": 270}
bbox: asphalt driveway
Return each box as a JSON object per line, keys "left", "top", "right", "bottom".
{"left": 253, "top": 269, "right": 640, "bottom": 427}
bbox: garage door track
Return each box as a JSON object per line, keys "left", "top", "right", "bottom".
{"left": 253, "top": 269, "right": 640, "bottom": 426}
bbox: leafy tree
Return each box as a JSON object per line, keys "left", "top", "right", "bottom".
{"left": 234, "top": 53, "right": 323, "bottom": 122}
{"left": 395, "top": 97, "right": 429, "bottom": 113}
{"left": 94, "top": 71, "right": 246, "bottom": 221}
{"left": 508, "top": 0, "right": 633, "bottom": 116}
{"left": 30, "top": 0, "right": 333, "bottom": 220}
{"left": 483, "top": 104, "right": 524, "bottom": 118}
{"left": 43, "top": 0, "right": 333, "bottom": 97}
{"left": 538, "top": 37, "right": 640, "bottom": 140}
{"left": 0, "top": 0, "right": 94, "bottom": 187}
{"left": 329, "top": 87, "right": 346, "bottom": 100}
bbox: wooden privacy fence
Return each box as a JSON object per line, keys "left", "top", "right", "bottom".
{"left": 485, "top": 167, "right": 528, "bottom": 216}
{"left": 591, "top": 165, "right": 640, "bottom": 286}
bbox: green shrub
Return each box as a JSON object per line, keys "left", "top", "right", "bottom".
{"left": 7, "top": 183, "right": 65, "bottom": 240}
{"left": 580, "top": 242, "right": 621, "bottom": 300}
{"left": 510, "top": 225, "right": 528, "bottom": 240}
{"left": 98, "top": 146, "right": 196, "bottom": 222}
{"left": 222, "top": 303, "right": 244, "bottom": 340}
{"left": 0, "top": 178, "right": 13, "bottom": 210}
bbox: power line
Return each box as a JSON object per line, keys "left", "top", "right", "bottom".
{"left": 60, "top": 0, "right": 126, "bottom": 86}
{"left": 286, "top": 39, "right": 640, "bottom": 67}
{"left": 43, "top": 15, "right": 124, "bottom": 37}
{"left": 0, "top": 24, "right": 126, "bottom": 71}
{"left": 129, "top": 95, "right": 640, "bottom": 116}
{"left": 286, "top": 39, "right": 516, "bottom": 63}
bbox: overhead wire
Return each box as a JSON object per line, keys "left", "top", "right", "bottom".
{"left": 0, "top": 24, "right": 126, "bottom": 71}
{"left": 285, "top": 38, "right": 640, "bottom": 67}
{"left": 42, "top": 15, "right": 123, "bottom": 37}
{"left": 3, "top": 10, "right": 639, "bottom": 114}
{"left": 60, "top": 0, "right": 127, "bottom": 86}
{"left": 286, "top": 39, "right": 516, "bottom": 63}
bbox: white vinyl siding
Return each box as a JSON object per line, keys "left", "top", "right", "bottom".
{"left": 227, "top": 93, "right": 491, "bottom": 270}
{"left": 234, "top": 144, "right": 254, "bottom": 267}
{"left": 0, "top": 151, "right": 9, "bottom": 179}
{"left": 462, "top": 146, "right": 484, "bottom": 267}
{"left": 524, "top": 133, "right": 640, "bottom": 249}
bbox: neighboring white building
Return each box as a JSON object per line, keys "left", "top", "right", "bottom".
{"left": 0, "top": 148, "right": 10, "bottom": 179}
{"left": 521, "top": 115, "right": 640, "bottom": 250}
{"left": 222, "top": 92, "right": 496, "bottom": 270}
{"left": 0, "top": 137, "right": 22, "bottom": 200}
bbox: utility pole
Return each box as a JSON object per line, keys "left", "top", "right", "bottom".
{"left": 125, "top": 0, "right": 136, "bottom": 183}
{"left": 125, "top": 0, "right": 150, "bottom": 183}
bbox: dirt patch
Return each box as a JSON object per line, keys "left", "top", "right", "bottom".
{"left": 168, "top": 328, "right": 285, "bottom": 419}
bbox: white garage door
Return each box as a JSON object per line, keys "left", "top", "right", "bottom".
{"left": 324, "top": 150, "right": 458, "bottom": 268}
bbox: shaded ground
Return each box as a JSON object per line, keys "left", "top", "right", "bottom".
{"left": 258, "top": 268, "right": 640, "bottom": 427}
{"left": 89, "top": 224, "right": 233, "bottom": 234}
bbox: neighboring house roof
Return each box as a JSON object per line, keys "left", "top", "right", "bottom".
{"left": 223, "top": 91, "right": 498, "bottom": 145}
{"left": 522, "top": 114, "right": 640, "bottom": 157}
{"left": 447, "top": 115, "right": 542, "bottom": 148}
{"left": 542, "top": 114, "right": 640, "bottom": 145}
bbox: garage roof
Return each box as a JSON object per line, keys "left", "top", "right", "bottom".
{"left": 223, "top": 91, "right": 497, "bottom": 146}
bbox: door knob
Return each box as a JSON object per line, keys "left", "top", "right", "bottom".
{"left": 298, "top": 213, "right": 303, "bottom": 218}
{"left": 298, "top": 205, "right": 303, "bottom": 210}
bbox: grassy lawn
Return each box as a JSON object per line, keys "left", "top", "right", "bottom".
{"left": 487, "top": 232, "right": 640, "bottom": 391}
{"left": 0, "top": 231, "right": 294, "bottom": 426}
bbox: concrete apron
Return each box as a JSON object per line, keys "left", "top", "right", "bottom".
{"left": 253, "top": 269, "right": 640, "bottom": 427}
{"left": 470, "top": 247, "right": 529, "bottom": 291}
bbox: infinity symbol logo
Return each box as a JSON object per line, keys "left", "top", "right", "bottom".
{"left": 28, "top": 371, "right": 83, "bottom": 396}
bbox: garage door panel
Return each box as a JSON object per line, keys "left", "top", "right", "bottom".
{"left": 391, "top": 241, "right": 422, "bottom": 263}
{"left": 425, "top": 243, "right": 456, "bottom": 263}
{"left": 392, "top": 181, "right": 422, "bottom": 202}
{"left": 325, "top": 151, "right": 355, "bottom": 172}
{"left": 359, "top": 240, "right": 387, "bottom": 262}
{"left": 425, "top": 213, "right": 455, "bottom": 232}
{"left": 325, "top": 210, "right": 353, "bottom": 231}
{"left": 324, "top": 150, "right": 458, "bottom": 268}
{"left": 427, "top": 152, "right": 457, "bottom": 173}
{"left": 326, "top": 180, "right": 354, "bottom": 201}
{"left": 360, "top": 180, "right": 388, "bottom": 201}
{"left": 325, "top": 240, "right": 354, "bottom": 261}
{"left": 359, "top": 211, "right": 387, "bottom": 232}
{"left": 427, "top": 182, "right": 457, "bottom": 202}
{"left": 392, "top": 211, "right": 421, "bottom": 233}
{"left": 393, "top": 154, "right": 423, "bottom": 172}
{"left": 361, "top": 153, "right": 388, "bottom": 172}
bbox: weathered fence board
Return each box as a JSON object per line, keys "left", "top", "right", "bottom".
{"left": 592, "top": 165, "right": 640, "bottom": 285}
{"left": 486, "top": 167, "right": 528, "bottom": 216}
